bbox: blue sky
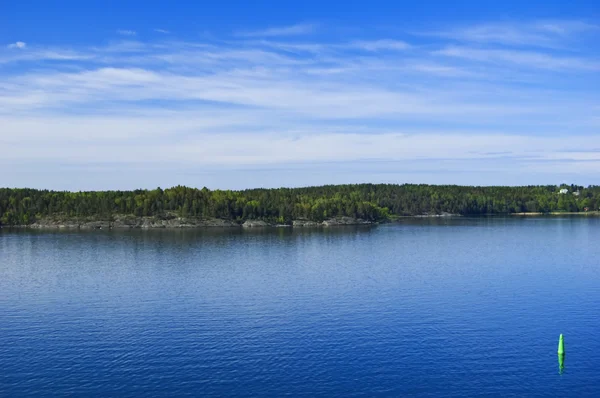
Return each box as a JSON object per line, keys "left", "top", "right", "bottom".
{"left": 1, "top": 1, "right": 599, "bottom": 190}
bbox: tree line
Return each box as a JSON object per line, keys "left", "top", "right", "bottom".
{"left": 1, "top": 184, "right": 598, "bottom": 226}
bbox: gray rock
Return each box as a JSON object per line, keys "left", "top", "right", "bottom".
{"left": 321, "top": 217, "right": 372, "bottom": 226}
{"left": 80, "top": 221, "right": 111, "bottom": 229}
{"left": 414, "top": 212, "right": 459, "bottom": 218}
{"left": 292, "top": 220, "right": 320, "bottom": 227}
{"left": 24, "top": 216, "right": 242, "bottom": 229}
{"left": 242, "top": 220, "right": 270, "bottom": 228}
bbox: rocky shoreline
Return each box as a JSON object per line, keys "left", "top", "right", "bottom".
{"left": 9, "top": 215, "right": 376, "bottom": 230}
{"left": 411, "top": 212, "right": 460, "bottom": 218}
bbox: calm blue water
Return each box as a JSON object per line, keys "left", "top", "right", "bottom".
{"left": 1, "top": 218, "right": 600, "bottom": 397}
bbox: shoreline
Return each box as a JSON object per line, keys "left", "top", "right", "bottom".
{"left": 3, "top": 212, "right": 599, "bottom": 230}
{"left": 510, "top": 211, "right": 600, "bottom": 216}
{"left": 4, "top": 216, "right": 377, "bottom": 230}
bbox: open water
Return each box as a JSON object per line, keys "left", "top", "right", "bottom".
{"left": 1, "top": 217, "right": 599, "bottom": 396}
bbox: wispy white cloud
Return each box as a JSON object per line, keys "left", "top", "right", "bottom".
{"left": 349, "top": 39, "right": 411, "bottom": 51}
{"left": 2, "top": 115, "right": 600, "bottom": 169}
{"left": 434, "top": 46, "right": 600, "bottom": 70}
{"left": 532, "top": 20, "right": 599, "bottom": 35}
{"left": 242, "top": 40, "right": 326, "bottom": 54}
{"left": 117, "top": 29, "right": 137, "bottom": 36}
{"left": 154, "top": 29, "right": 170, "bottom": 34}
{"left": 7, "top": 41, "right": 27, "bottom": 49}
{"left": 0, "top": 49, "right": 94, "bottom": 64}
{"left": 428, "top": 20, "right": 599, "bottom": 48}
{"left": 236, "top": 23, "right": 316, "bottom": 37}
{"left": 1, "top": 19, "right": 599, "bottom": 188}
{"left": 7, "top": 64, "right": 584, "bottom": 120}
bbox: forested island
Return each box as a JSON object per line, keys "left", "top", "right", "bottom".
{"left": 1, "top": 184, "right": 599, "bottom": 228}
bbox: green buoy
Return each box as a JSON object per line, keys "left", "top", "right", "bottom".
{"left": 558, "top": 334, "right": 565, "bottom": 355}
{"left": 558, "top": 334, "right": 565, "bottom": 375}
{"left": 558, "top": 352, "right": 565, "bottom": 374}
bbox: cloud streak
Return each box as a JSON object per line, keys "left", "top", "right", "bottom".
{"left": 236, "top": 23, "right": 316, "bottom": 37}
{"left": 117, "top": 29, "right": 137, "bottom": 36}
{"left": 1, "top": 19, "right": 599, "bottom": 188}
{"left": 7, "top": 41, "right": 27, "bottom": 49}
{"left": 434, "top": 46, "right": 600, "bottom": 70}
{"left": 428, "top": 20, "right": 599, "bottom": 48}
{"left": 349, "top": 39, "right": 411, "bottom": 51}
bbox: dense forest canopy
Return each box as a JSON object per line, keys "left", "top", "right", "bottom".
{"left": 1, "top": 184, "right": 599, "bottom": 226}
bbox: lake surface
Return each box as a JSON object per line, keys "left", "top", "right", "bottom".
{"left": 1, "top": 217, "right": 600, "bottom": 397}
